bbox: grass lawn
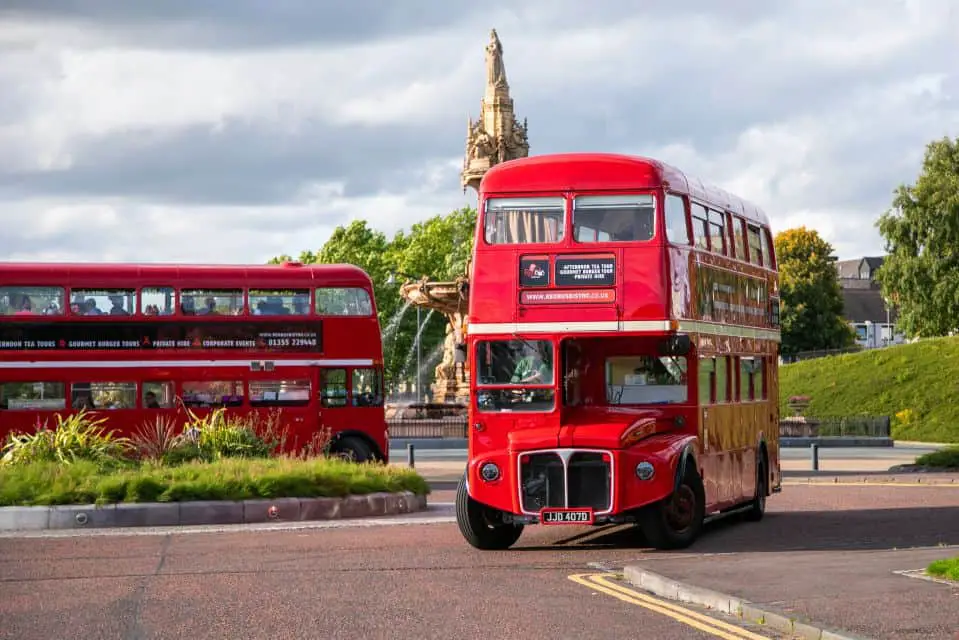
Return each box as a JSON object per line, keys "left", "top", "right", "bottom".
{"left": 926, "top": 557, "right": 959, "bottom": 582}
{"left": 780, "top": 336, "right": 959, "bottom": 443}
{"left": 0, "top": 457, "right": 430, "bottom": 507}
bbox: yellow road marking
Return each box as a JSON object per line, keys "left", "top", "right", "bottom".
{"left": 569, "top": 573, "right": 770, "bottom": 640}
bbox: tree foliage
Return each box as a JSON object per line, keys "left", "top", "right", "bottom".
{"left": 774, "top": 227, "right": 855, "bottom": 355}
{"left": 875, "top": 136, "right": 959, "bottom": 338}
{"left": 269, "top": 207, "right": 477, "bottom": 393}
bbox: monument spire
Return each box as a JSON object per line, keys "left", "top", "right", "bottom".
{"left": 461, "top": 29, "right": 529, "bottom": 194}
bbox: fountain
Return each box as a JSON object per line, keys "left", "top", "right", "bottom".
{"left": 397, "top": 274, "right": 471, "bottom": 407}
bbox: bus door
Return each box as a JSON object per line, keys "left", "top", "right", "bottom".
{"left": 317, "top": 366, "right": 350, "bottom": 439}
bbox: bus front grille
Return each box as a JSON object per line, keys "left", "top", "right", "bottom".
{"left": 519, "top": 450, "right": 612, "bottom": 514}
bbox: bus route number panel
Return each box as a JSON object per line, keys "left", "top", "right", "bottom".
{"left": 539, "top": 507, "right": 595, "bottom": 525}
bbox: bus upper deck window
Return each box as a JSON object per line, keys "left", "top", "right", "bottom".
{"left": 573, "top": 194, "right": 655, "bottom": 243}
{"left": 0, "top": 286, "right": 64, "bottom": 316}
{"left": 484, "top": 197, "right": 565, "bottom": 245}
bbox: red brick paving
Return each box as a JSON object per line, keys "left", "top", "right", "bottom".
{"left": 1, "top": 483, "right": 956, "bottom": 639}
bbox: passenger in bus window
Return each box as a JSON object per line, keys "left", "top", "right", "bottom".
{"left": 72, "top": 392, "right": 95, "bottom": 410}
{"left": 181, "top": 297, "right": 196, "bottom": 315}
{"left": 198, "top": 297, "right": 217, "bottom": 315}
{"left": 511, "top": 344, "right": 551, "bottom": 384}
{"left": 13, "top": 297, "right": 35, "bottom": 315}
{"left": 84, "top": 298, "right": 103, "bottom": 315}
{"left": 144, "top": 391, "right": 161, "bottom": 409}
{"left": 109, "top": 295, "right": 129, "bottom": 316}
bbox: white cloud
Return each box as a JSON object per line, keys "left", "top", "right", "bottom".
{"left": 1, "top": 0, "right": 958, "bottom": 265}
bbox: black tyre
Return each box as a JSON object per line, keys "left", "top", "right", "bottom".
{"left": 743, "top": 457, "right": 767, "bottom": 522}
{"left": 455, "top": 474, "right": 523, "bottom": 550}
{"left": 640, "top": 463, "right": 706, "bottom": 550}
{"left": 330, "top": 435, "right": 375, "bottom": 463}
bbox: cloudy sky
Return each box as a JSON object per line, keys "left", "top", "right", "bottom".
{"left": 1, "top": 0, "right": 957, "bottom": 264}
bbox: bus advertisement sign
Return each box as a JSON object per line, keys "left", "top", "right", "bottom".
{"left": 0, "top": 321, "right": 322, "bottom": 352}
{"left": 554, "top": 255, "right": 615, "bottom": 286}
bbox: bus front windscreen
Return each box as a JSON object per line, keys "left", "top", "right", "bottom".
{"left": 475, "top": 338, "right": 555, "bottom": 412}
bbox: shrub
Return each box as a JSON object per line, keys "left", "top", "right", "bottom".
{"left": 0, "top": 411, "right": 133, "bottom": 467}
{"left": 913, "top": 446, "right": 959, "bottom": 469}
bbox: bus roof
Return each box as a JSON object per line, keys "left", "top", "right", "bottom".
{"left": 0, "top": 261, "right": 373, "bottom": 288}
{"left": 480, "top": 152, "right": 770, "bottom": 228}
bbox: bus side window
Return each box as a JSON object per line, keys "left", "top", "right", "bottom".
{"left": 321, "top": 369, "right": 348, "bottom": 407}
{"left": 141, "top": 287, "right": 175, "bottom": 316}
{"left": 181, "top": 381, "right": 244, "bottom": 407}
{"left": 143, "top": 381, "right": 174, "bottom": 408}
{"left": 0, "top": 381, "right": 66, "bottom": 410}
{"left": 72, "top": 382, "right": 136, "bottom": 410}
{"left": 664, "top": 194, "right": 690, "bottom": 245}
{"left": 351, "top": 368, "right": 383, "bottom": 407}
{"left": 698, "top": 356, "right": 715, "bottom": 405}
{"left": 690, "top": 204, "right": 709, "bottom": 252}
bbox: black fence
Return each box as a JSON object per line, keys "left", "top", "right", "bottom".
{"left": 388, "top": 417, "right": 468, "bottom": 439}
{"left": 387, "top": 414, "right": 891, "bottom": 439}
{"left": 780, "top": 346, "right": 865, "bottom": 364}
{"left": 780, "top": 415, "right": 891, "bottom": 438}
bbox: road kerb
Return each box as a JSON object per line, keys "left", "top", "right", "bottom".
{"left": 623, "top": 565, "right": 871, "bottom": 640}
{"left": 0, "top": 491, "right": 428, "bottom": 532}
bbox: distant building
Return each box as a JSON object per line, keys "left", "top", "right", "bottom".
{"left": 834, "top": 256, "right": 905, "bottom": 348}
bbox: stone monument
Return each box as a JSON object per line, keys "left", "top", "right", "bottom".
{"left": 461, "top": 29, "right": 530, "bottom": 193}
{"left": 394, "top": 29, "right": 531, "bottom": 409}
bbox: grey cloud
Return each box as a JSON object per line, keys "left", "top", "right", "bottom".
{"left": 0, "top": 116, "right": 465, "bottom": 206}
{"left": 0, "top": 0, "right": 493, "bottom": 50}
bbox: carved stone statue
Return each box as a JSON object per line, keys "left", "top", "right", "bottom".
{"left": 467, "top": 120, "right": 495, "bottom": 161}
{"left": 485, "top": 29, "right": 508, "bottom": 90}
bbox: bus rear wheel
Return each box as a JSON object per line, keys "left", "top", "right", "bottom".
{"left": 455, "top": 474, "right": 523, "bottom": 550}
{"left": 744, "top": 458, "right": 767, "bottom": 522}
{"left": 640, "top": 464, "right": 705, "bottom": 550}
{"left": 329, "top": 435, "right": 374, "bottom": 463}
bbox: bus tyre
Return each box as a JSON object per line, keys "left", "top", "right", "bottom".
{"left": 455, "top": 474, "right": 523, "bottom": 551}
{"left": 640, "top": 464, "right": 706, "bottom": 550}
{"left": 744, "top": 459, "right": 767, "bottom": 522}
{"left": 330, "top": 435, "right": 374, "bottom": 463}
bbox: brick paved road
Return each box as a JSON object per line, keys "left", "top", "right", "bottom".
{"left": 1, "top": 483, "right": 955, "bottom": 640}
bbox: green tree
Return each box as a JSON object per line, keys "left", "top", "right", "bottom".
{"left": 774, "top": 227, "right": 856, "bottom": 356}
{"left": 268, "top": 207, "right": 478, "bottom": 394}
{"left": 875, "top": 136, "right": 959, "bottom": 338}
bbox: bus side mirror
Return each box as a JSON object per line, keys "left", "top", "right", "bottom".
{"left": 659, "top": 334, "right": 691, "bottom": 357}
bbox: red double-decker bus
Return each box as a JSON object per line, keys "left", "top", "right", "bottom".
{"left": 0, "top": 261, "right": 387, "bottom": 462}
{"left": 456, "top": 153, "right": 781, "bottom": 550}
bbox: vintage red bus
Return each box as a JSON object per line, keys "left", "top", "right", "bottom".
{"left": 0, "top": 261, "right": 387, "bottom": 462}
{"left": 456, "top": 153, "right": 781, "bottom": 550}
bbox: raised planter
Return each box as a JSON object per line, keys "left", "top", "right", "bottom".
{"left": 0, "top": 490, "right": 427, "bottom": 532}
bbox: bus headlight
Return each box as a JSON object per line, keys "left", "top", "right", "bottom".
{"left": 480, "top": 462, "right": 501, "bottom": 482}
{"left": 635, "top": 461, "right": 655, "bottom": 481}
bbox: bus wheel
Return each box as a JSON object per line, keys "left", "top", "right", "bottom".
{"left": 455, "top": 474, "right": 523, "bottom": 550}
{"left": 744, "top": 459, "right": 767, "bottom": 522}
{"left": 330, "top": 435, "right": 374, "bottom": 463}
{"left": 640, "top": 465, "right": 706, "bottom": 550}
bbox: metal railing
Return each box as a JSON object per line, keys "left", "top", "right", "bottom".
{"left": 388, "top": 417, "right": 468, "bottom": 439}
{"left": 780, "top": 415, "right": 891, "bottom": 438}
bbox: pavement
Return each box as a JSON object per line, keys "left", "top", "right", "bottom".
{"left": 2, "top": 477, "right": 957, "bottom": 639}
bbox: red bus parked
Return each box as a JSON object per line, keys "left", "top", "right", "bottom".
{"left": 0, "top": 261, "right": 387, "bottom": 462}
{"left": 456, "top": 153, "right": 781, "bottom": 550}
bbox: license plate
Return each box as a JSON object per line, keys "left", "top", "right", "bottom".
{"left": 540, "top": 508, "right": 594, "bottom": 525}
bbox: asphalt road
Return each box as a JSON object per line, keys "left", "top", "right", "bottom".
{"left": 4, "top": 482, "right": 955, "bottom": 640}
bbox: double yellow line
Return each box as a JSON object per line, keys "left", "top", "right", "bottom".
{"left": 568, "top": 573, "right": 770, "bottom": 640}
